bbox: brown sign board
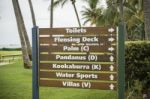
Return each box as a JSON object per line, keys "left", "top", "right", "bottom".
{"left": 39, "top": 71, "right": 117, "bottom": 81}
{"left": 39, "top": 35, "right": 116, "bottom": 45}
{"left": 39, "top": 27, "right": 116, "bottom": 35}
{"left": 38, "top": 27, "right": 117, "bottom": 90}
{"left": 39, "top": 63, "right": 117, "bottom": 72}
{"left": 39, "top": 54, "right": 116, "bottom": 62}
{"left": 39, "top": 80, "right": 117, "bottom": 90}
{"left": 39, "top": 45, "right": 116, "bottom": 53}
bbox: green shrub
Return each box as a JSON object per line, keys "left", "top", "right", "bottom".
{"left": 0, "top": 47, "right": 21, "bottom": 51}
{"left": 125, "top": 41, "right": 150, "bottom": 95}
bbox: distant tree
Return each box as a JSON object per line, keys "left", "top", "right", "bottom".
{"left": 123, "top": 0, "right": 144, "bottom": 40}
{"left": 54, "top": 0, "right": 81, "bottom": 27}
{"left": 12, "top": 0, "right": 31, "bottom": 68}
{"left": 81, "top": 0, "right": 103, "bottom": 26}
{"left": 99, "top": 0, "right": 119, "bottom": 26}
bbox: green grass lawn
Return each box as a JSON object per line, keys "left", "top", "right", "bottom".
{"left": 0, "top": 51, "right": 21, "bottom": 55}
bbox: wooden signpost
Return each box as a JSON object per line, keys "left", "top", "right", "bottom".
{"left": 32, "top": 26, "right": 125, "bottom": 99}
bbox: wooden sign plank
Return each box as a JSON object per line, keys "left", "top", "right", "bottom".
{"left": 39, "top": 71, "right": 117, "bottom": 81}
{"left": 39, "top": 63, "right": 117, "bottom": 72}
{"left": 39, "top": 45, "right": 116, "bottom": 53}
{"left": 39, "top": 36, "right": 116, "bottom": 43}
{"left": 39, "top": 80, "right": 117, "bottom": 90}
{"left": 39, "top": 27, "right": 116, "bottom": 35}
{"left": 39, "top": 54, "right": 116, "bottom": 62}
{"left": 39, "top": 36, "right": 116, "bottom": 45}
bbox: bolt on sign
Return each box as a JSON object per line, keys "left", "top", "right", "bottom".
{"left": 38, "top": 27, "right": 118, "bottom": 90}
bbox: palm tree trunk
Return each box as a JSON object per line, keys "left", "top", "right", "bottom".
{"left": 119, "top": 0, "right": 128, "bottom": 40}
{"left": 12, "top": 0, "right": 31, "bottom": 68}
{"left": 144, "top": 0, "right": 150, "bottom": 40}
{"left": 120, "top": 0, "right": 124, "bottom": 24}
{"left": 16, "top": 0, "right": 32, "bottom": 60}
{"left": 28, "top": 0, "right": 36, "bottom": 26}
{"left": 50, "top": 0, "right": 54, "bottom": 28}
{"left": 71, "top": 0, "right": 81, "bottom": 27}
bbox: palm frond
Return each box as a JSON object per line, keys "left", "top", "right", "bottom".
{"left": 53, "top": 0, "right": 69, "bottom": 8}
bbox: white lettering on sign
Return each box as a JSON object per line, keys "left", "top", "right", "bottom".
{"left": 56, "top": 72, "right": 98, "bottom": 80}
{"left": 108, "top": 37, "right": 115, "bottom": 42}
{"left": 76, "top": 73, "right": 98, "bottom": 80}
{"left": 82, "top": 82, "right": 91, "bottom": 88}
{"left": 88, "top": 55, "right": 97, "bottom": 61}
{"left": 66, "top": 28, "right": 86, "bottom": 34}
{"left": 56, "top": 72, "right": 75, "bottom": 78}
{"left": 54, "top": 37, "right": 80, "bottom": 43}
{"left": 108, "top": 28, "right": 115, "bottom": 33}
{"left": 92, "top": 64, "right": 101, "bottom": 70}
{"left": 82, "top": 37, "right": 98, "bottom": 42}
{"left": 52, "top": 64, "right": 90, "bottom": 70}
{"left": 81, "top": 46, "right": 89, "bottom": 52}
{"left": 108, "top": 47, "right": 114, "bottom": 52}
{"left": 62, "top": 81, "right": 80, "bottom": 87}
{"left": 56, "top": 55, "right": 86, "bottom": 60}
{"left": 109, "top": 84, "right": 115, "bottom": 90}
{"left": 109, "top": 74, "right": 114, "bottom": 81}
{"left": 63, "top": 46, "right": 79, "bottom": 51}
{"left": 109, "top": 56, "right": 114, "bottom": 62}
{"left": 109, "top": 65, "right": 114, "bottom": 71}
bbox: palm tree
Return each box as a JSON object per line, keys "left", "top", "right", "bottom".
{"left": 100, "top": 0, "right": 119, "bottom": 26}
{"left": 12, "top": 0, "right": 31, "bottom": 68}
{"left": 14, "top": 0, "right": 32, "bottom": 60}
{"left": 28, "top": 0, "right": 36, "bottom": 26}
{"left": 124, "top": 0, "right": 144, "bottom": 40}
{"left": 13, "top": 0, "right": 32, "bottom": 60}
{"left": 81, "top": 0, "right": 102, "bottom": 26}
{"left": 144, "top": 0, "right": 150, "bottom": 40}
{"left": 120, "top": 0, "right": 124, "bottom": 24}
{"left": 91, "top": 0, "right": 144, "bottom": 40}
{"left": 50, "top": 0, "right": 54, "bottom": 27}
{"left": 54, "top": 0, "right": 81, "bottom": 27}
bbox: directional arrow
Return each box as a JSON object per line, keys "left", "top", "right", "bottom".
{"left": 109, "top": 84, "right": 115, "bottom": 90}
{"left": 109, "top": 65, "right": 114, "bottom": 71}
{"left": 109, "top": 56, "right": 114, "bottom": 62}
{"left": 108, "top": 47, "right": 114, "bottom": 52}
{"left": 108, "top": 28, "right": 115, "bottom": 33}
{"left": 108, "top": 37, "right": 115, "bottom": 42}
{"left": 109, "top": 74, "right": 114, "bottom": 80}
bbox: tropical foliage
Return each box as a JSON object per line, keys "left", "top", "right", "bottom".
{"left": 81, "top": 0, "right": 145, "bottom": 40}
{"left": 81, "top": 0, "right": 102, "bottom": 26}
{"left": 124, "top": 0, "right": 144, "bottom": 40}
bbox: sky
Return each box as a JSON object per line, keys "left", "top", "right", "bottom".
{"left": 0, "top": 0, "right": 106, "bottom": 47}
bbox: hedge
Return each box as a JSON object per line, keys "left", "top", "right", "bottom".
{"left": 125, "top": 41, "right": 150, "bottom": 92}
{"left": 0, "top": 47, "right": 21, "bottom": 51}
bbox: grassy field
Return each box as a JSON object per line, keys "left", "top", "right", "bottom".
{"left": 0, "top": 51, "right": 21, "bottom": 55}
{"left": 0, "top": 51, "right": 117, "bottom": 99}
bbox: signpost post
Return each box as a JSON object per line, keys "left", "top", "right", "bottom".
{"left": 118, "top": 24, "right": 125, "bottom": 99}
{"left": 32, "top": 26, "right": 39, "bottom": 99}
{"left": 32, "top": 26, "right": 125, "bottom": 99}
